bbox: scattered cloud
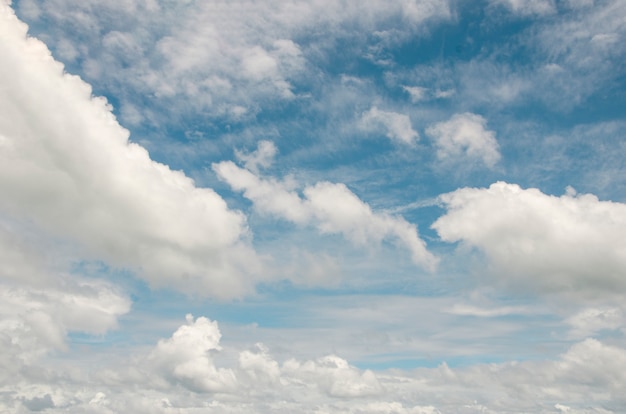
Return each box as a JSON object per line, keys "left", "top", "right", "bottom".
{"left": 360, "top": 106, "right": 419, "bottom": 145}
{"left": 403, "top": 85, "right": 429, "bottom": 103}
{"left": 426, "top": 113, "right": 501, "bottom": 168}
{"left": 235, "top": 140, "right": 278, "bottom": 174}
{"left": 213, "top": 144, "right": 438, "bottom": 271}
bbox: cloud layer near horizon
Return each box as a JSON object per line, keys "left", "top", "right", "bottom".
{"left": 3, "top": 314, "right": 626, "bottom": 413}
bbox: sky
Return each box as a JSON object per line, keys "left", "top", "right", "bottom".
{"left": 1, "top": 0, "right": 626, "bottom": 412}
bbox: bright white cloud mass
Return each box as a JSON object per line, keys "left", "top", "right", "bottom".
{"left": 1, "top": 0, "right": 626, "bottom": 412}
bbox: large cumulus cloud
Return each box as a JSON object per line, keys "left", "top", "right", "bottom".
{"left": 0, "top": 3, "right": 263, "bottom": 299}
{"left": 433, "top": 182, "right": 626, "bottom": 299}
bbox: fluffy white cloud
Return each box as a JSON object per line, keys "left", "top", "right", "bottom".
{"left": 0, "top": 4, "right": 263, "bottom": 299}
{"left": 433, "top": 182, "right": 626, "bottom": 298}
{"left": 360, "top": 106, "right": 419, "bottom": 145}
{"left": 148, "top": 314, "right": 238, "bottom": 393}
{"left": 426, "top": 113, "right": 500, "bottom": 168}
{"left": 140, "top": 315, "right": 385, "bottom": 401}
{"left": 136, "top": 316, "right": 386, "bottom": 402}
{"left": 213, "top": 145, "right": 437, "bottom": 271}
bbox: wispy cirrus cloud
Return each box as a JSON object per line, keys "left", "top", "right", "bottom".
{"left": 14, "top": 0, "right": 452, "bottom": 129}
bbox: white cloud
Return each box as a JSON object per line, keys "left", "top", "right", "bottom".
{"left": 304, "top": 182, "right": 436, "bottom": 270}
{"left": 235, "top": 140, "right": 278, "bottom": 174}
{"left": 403, "top": 85, "right": 429, "bottom": 102}
{"left": 433, "top": 182, "right": 626, "bottom": 299}
{"left": 238, "top": 343, "right": 282, "bottom": 386}
{"left": 141, "top": 315, "right": 386, "bottom": 401}
{"left": 360, "top": 106, "right": 419, "bottom": 145}
{"left": 148, "top": 314, "right": 238, "bottom": 393}
{"left": 213, "top": 146, "right": 438, "bottom": 271}
{"left": 0, "top": 4, "right": 264, "bottom": 299}
{"left": 213, "top": 160, "right": 311, "bottom": 224}
{"left": 426, "top": 113, "right": 500, "bottom": 168}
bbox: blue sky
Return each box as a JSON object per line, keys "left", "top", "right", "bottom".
{"left": 1, "top": 0, "right": 626, "bottom": 412}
